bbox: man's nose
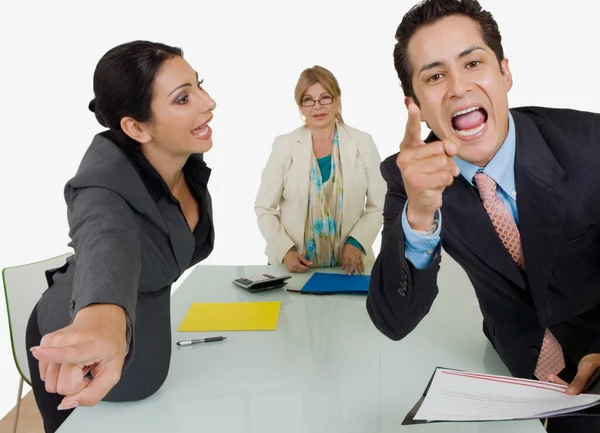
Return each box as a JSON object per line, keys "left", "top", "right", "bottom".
{"left": 448, "top": 70, "right": 472, "bottom": 99}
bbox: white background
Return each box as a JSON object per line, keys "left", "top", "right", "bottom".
{"left": 0, "top": 0, "right": 598, "bottom": 420}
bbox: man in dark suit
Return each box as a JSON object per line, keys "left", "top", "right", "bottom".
{"left": 366, "top": 1, "right": 600, "bottom": 431}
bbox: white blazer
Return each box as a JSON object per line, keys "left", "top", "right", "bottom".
{"left": 254, "top": 123, "right": 386, "bottom": 265}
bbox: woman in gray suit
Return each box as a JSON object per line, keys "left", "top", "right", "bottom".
{"left": 26, "top": 40, "right": 216, "bottom": 433}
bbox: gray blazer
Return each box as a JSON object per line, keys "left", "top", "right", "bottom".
{"left": 34, "top": 131, "right": 214, "bottom": 401}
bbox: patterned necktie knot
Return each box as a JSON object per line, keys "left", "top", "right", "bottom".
{"left": 473, "top": 172, "right": 497, "bottom": 199}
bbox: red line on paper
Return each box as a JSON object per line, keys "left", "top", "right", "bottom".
{"left": 442, "top": 371, "right": 567, "bottom": 393}
{"left": 444, "top": 371, "right": 567, "bottom": 390}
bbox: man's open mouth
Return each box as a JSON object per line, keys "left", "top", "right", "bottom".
{"left": 451, "top": 106, "right": 488, "bottom": 137}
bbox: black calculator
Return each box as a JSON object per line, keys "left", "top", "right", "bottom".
{"left": 232, "top": 273, "right": 292, "bottom": 293}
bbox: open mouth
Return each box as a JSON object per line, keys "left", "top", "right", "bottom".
{"left": 451, "top": 106, "right": 488, "bottom": 137}
{"left": 191, "top": 116, "right": 213, "bottom": 140}
{"left": 191, "top": 125, "right": 210, "bottom": 138}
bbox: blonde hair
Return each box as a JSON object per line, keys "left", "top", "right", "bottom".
{"left": 294, "top": 65, "right": 344, "bottom": 124}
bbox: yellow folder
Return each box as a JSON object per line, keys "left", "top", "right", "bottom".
{"left": 177, "top": 301, "right": 281, "bottom": 332}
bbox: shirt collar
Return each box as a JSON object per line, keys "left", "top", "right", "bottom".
{"left": 454, "top": 111, "right": 516, "bottom": 198}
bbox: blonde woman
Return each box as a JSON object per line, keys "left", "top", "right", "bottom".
{"left": 255, "top": 66, "right": 386, "bottom": 274}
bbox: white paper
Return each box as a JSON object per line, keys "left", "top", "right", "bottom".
{"left": 414, "top": 369, "right": 600, "bottom": 421}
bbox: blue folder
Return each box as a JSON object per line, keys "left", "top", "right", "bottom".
{"left": 300, "top": 272, "right": 370, "bottom": 295}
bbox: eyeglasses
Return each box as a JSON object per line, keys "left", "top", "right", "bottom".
{"left": 301, "top": 95, "right": 334, "bottom": 107}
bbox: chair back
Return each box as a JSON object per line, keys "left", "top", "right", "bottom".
{"left": 2, "top": 253, "right": 72, "bottom": 384}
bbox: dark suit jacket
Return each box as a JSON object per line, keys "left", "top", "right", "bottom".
{"left": 33, "top": 131, "right": 215, "bottom": 401}
{"left": 366, "top": 106, "right": 600, "bottom": 380}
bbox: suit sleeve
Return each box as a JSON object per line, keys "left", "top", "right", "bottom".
{"left": 346, "top": 134, "right": 386, "bottom": 252}
{"left": 66, "top": 186, "right": 141, "bottom": 366}
{"left": 254, "top": 136, "right": 296, "bottom": 263}
{"left": 366, "top": 156, "right": 442, "bottom": 341}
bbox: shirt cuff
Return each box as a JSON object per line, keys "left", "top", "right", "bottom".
{"left": 401, "top": 201, "right": 441, "bottom": 269}
{"left": 345, "top": 236, "right": 364, "bottom": 253}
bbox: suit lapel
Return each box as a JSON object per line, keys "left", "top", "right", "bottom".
{"left": 337, "top": 124, "right": 357, "bottom": 217}
{"left": 512, "top": 111, "right": 566, "bottom": 324}
{"left": 156, "top": 200, "right": 195, "bottom": 278}
{"left": 294, "top": 127, "right": 313, "bottom": 227}
{"left": 443, "top": 176, "right": 527, "bottom": 289}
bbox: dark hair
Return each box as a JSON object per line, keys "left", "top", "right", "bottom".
{"left": 89, "top": 40, "right": 183, "bottom": 140}
{"left": 393, "top": 0, "right": 504, "bottom": 102}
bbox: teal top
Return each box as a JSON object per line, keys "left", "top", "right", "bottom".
{"left": 317, "top": 153, "right": 363, "bottom": 253}
{"left": 317, "top": 154, "right": 332, "bottom": 183}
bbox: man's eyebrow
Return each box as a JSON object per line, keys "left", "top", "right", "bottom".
{"left": 419, "top": 60, "right": 444, "bottom": 75}
{"left": 458, "top": 45, "right": 486, "bottom": 59}
{"left": 418, "top": 46, "right": 486, "bottom": 74}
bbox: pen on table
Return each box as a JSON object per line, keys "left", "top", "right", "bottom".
{"left": 176, "top": 336, "right": 226, "bottom": 346}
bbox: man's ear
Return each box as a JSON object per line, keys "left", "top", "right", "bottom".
{"left": 120, "top": 117, "right": 151, "bottom": 144}
{"left": 500, "top": 58, "right": 513, "bottom": 93}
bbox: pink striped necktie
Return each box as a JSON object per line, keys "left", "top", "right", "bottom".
{"left": 473, "top": 172, "right": 565, "bottom": 381}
